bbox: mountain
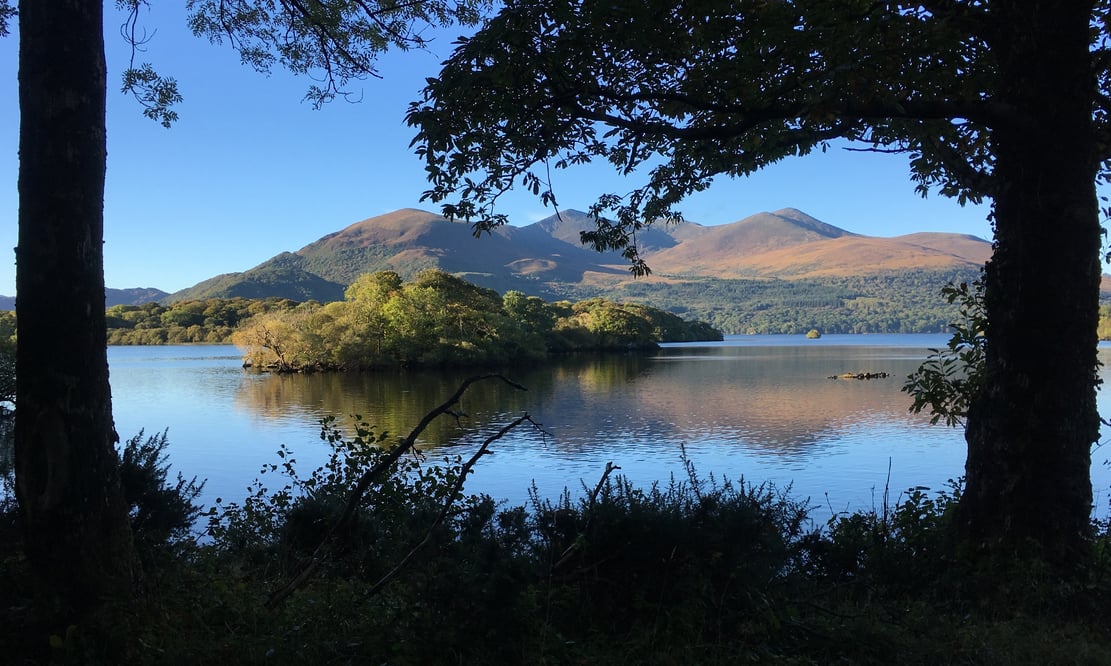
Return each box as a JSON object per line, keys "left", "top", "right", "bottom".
{"left": 1, "top": 206, "right": 1013, "bottom": 333}
{"left": 530, "top": 208, "right": 709, "bottom": 253}
{"left": 642, "top": 209, "right": 993, "bottom": 278}
{"left": 172, "top": 208, "right": 632, "bottom": 301}
{"left": 168, "top": 207, "right": 993, "bottom": 304}
{"left": 0, "top": 287, "right": 169, "bottom": 311}
{"left": 106, "top": 287, "right": 170, "bottom": 307}
{"left": 295, "top": 208, "right": 631, "bottom": 288}
{"left": 171, "top": 252, "right": 345, "bottom": 302}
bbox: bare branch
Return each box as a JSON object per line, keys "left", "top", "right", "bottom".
{"left": 363, "top": 413, "right": 544, "bottom": 598}
{"left": 553, "top": 461, "right": 620, "bottom": 571}
{"left": 266, "top": 373, "right": 528, "bottom": 607}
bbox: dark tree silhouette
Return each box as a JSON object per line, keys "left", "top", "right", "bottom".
{"left": 16, "top": 0, "right": 137, "bottom": 615}
{"left": 13, "top": 0, "right": 486, "bottom": 619}
{"left": 407, "top": 0, "right": 1110, "bottom": 563}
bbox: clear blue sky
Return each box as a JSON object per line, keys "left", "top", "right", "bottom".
{"left": 0, "top": 3, "right": 1000, "bottom": 297}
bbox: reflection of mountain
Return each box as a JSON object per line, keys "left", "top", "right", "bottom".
{"left": 233, "top": 347, "right": 931, "bottom": 459}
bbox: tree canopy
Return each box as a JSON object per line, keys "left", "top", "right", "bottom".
{"left": 233, "top": 269, "right": 722, "bottom": 371}
{"left": 409, "top": 1, "right": 1109, "bottom": 263}
{"left": 407, "top": 0, "right": 1110, "bottom": 563}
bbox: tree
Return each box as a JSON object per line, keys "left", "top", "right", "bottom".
{"left": 407, "top": 0, "right": 1109, "bottom": 563}
{"left": 13, "top": 0, "right": 485, "bottom": 619}
{"left": 16, "top": 0, "right": 138, "bottom": 616}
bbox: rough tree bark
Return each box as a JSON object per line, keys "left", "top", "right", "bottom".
{"left": 961, "top": 0, "right": 1102, "bottom": 564}
{"left": 15, "top": 0, "right": 136, "bottom": 616}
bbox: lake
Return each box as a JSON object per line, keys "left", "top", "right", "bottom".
{"left": 107, "top": 335, "right": 1111, "bottom": 523}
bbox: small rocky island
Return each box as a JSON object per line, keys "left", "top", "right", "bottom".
{"left": 828, "top": 371, "right": 890, "bottom": 380}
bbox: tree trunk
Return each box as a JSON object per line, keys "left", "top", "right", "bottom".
{"left": 15, "top": 0, "right": 136, "bottom": 616}
{"left": 960, "top": 0, "right": 1101, "bottom": 564}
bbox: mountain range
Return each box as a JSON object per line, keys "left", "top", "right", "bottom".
{"left": 0, "top": 208, "right": 1006, "bottom": 333}
{"left": 165, "top": 207, "right": 994, "bottom": 303}
{"left": 0, "top": 287, "right": 170, "bottom": 312}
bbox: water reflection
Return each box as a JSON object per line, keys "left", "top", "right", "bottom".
{"left": 231, "top": 345, "right": 935, "bottom": 460}
{"left": 103, "top": 338, "right": 1111, "bottom": 517}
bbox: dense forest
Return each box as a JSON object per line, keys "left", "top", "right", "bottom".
{"left": 103, "top": 296, "right": 301, "bottom": 345}
{"left": 233, "top": 269, "right": 721, "bottom": 371}
{"left": 575, "top": 269, "right": 993, "bottom": 334}
{"left": 6, "top": 268, "right": 1111, "bottom": 346}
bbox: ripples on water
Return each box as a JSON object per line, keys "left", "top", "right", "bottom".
{"left": 107, "top": 336, "right": 1111, "bottom": 522}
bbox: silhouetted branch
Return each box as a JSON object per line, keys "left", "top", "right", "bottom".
{"left": 267, "top": 373, "right": 528, "bottom": 607}
{"left": 119, "top": 0, "right": 182, "bottom": 127}
{"left": 364, "top": 412, "right": 544, "bottom": 598}
{"left": 553, "top": 461, "right": 620, "bottom": 570}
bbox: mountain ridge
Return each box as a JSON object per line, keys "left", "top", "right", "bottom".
{"left": 0, "top": 208, "right": 1000, "bottom": 318}
{"left": 164, "top": 207, "right": 992, "bottom": 303}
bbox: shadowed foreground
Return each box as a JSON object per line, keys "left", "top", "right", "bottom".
{"left": 1, "top": 402, "right": 1110, "bottom": 664}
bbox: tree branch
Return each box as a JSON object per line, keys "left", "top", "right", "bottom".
{"left": 362, "top": 413, "right": 545, "bottom": 599}
{"left": 266, "top": 373, "right": 528, "bottom": 607}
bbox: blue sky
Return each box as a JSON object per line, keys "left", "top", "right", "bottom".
{"left": 0, "top": 4, "right": 999, "bottom": 297}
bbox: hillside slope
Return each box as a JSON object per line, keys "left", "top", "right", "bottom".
{"left": 156, "top": 207, "right": 1007, "bottom": 333}
{"left": 169, "top": 207, "right": 991, "bottom": 300}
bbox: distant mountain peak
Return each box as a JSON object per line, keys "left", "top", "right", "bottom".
{"left": 164, "top": 207, "right": 994, "bottom": 302}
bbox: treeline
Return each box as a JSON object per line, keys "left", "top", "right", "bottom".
{"left": 234, "top": 269, "right": 722, "bottom": 372}
{"left": 578, "top": 270, "right": 990, "bottom": 334}
{"left": 105, "top": 297, "right": 301, "bottom": 344}
{"left": 9, "top": 269, "right": 1111, "bottom": 345}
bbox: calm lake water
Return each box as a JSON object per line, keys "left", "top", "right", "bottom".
{"left": 107, "top": 335, "right": 1111, "bottom": 522}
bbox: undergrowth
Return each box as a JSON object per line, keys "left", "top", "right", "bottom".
{"left": 3, "top": 406, "right": 1111, "bottom": 664}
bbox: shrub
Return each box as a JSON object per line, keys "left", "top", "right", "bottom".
{"left": 118, "top": 430, "right": 206, "bottom": 559}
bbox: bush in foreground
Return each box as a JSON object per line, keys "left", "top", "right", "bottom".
{"left": 4, "top": 402, "right": 1111, "bottom": 664}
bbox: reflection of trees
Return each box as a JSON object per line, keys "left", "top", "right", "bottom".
{"left": 512, "top": 349, "right": 931, "bottom": 457}
{"left": 233, "top": 348, "right": 930, "bottom": 459}
{"left": 235, "top": 368, "right": 536, "bottom": 446}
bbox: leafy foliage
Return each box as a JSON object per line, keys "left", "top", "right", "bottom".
{"left": 187, "top": 0, "right": 489, "bottom": 107}
{"left": 48, "top": 426, "right": 1110, "bottom": 665}
{"left": 119, "top": 430, "right": 205, "bottom": 556}
{"left": 0, "top": 0, "right": 13, "bottom": 38}
{"left": 233, "top": 269, "right": 721, "bottom": 371}
{"left": 406, "top": 1, "right": 1012, "bottom": 260}
{"left": 206, "top": 415, "right": 478, "bottom": 568}
{"left": 0, "top": 425, "right": 204, "bottom": 559}
{"left": 808, "top": 479, "right": 963, "bottom": 592}
{"left": 903, "top": 279, "right": 987, "bottom": 426}
{"left": 105, "top": 296, "right": 300, "bottom": 344}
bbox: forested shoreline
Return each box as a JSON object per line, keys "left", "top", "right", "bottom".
{"left": 233, "top": 270, "right": 722, "bottom": 371}
{"left": 6, "top": 271, "right": 1111, "bottom": 350}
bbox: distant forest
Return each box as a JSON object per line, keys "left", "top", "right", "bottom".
{"left": 3, "top": 267, "right": 1110, "bottom": 344}
{"left": 99, "top": 270, "right": 721, "bottom": 368}
{"left": 572, "top": 269, "right": 992, "bottom": 335}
